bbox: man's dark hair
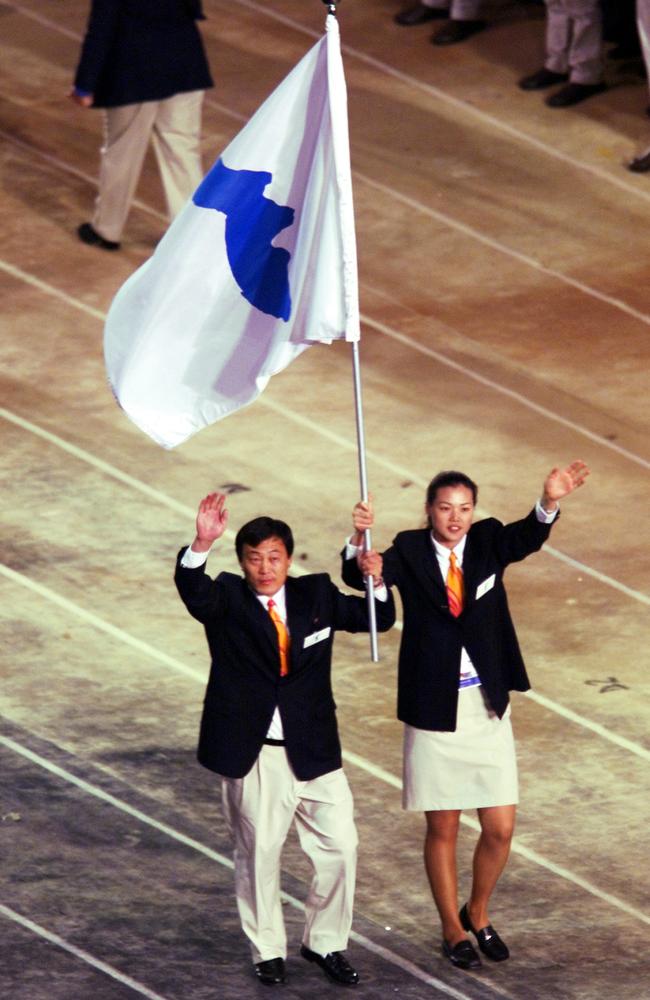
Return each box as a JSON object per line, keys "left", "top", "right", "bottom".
{"left": 235, "top": 517, "right": 294, "bottom": 560}
{"left": 426, "top": 471, "right": 478, "bottom": 507}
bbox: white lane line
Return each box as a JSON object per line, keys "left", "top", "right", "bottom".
{"left": 5, "top": 107, "right": 650, "bottom": 338}
{"left": 343, "top": 748, "right": 650, "bottom": 928}
{"left": 3, "top": 559, "right": 648, "bottom": 766}
{"left": 0, "top": 734, "right": 238, "bottom": 866}
{"left": 2, "top": 233, "right": 650, "bottom": 477}
{"left": 0, "top": 407, "right": 194, "bottom": 516}
{"left": 355, "top": 171, "right": 650, "bottom": 328}
{"left": 0, "top": 260, "right": 106, "bottom": 321}
{"left": 257, "top": 399, "right": 650, "bottom": 607}
{"left": 523, "top": 688, "right": 650, "bottom": 754}
{"left": 0, "top": 903, "right": 173, "bottom": 1000}
{"left": 0, "top": 130, "right": 168, "bottom": 223}
{"left": 3, "top": 552, "right": 650, "bottom": 835}
{"left": 0, "top": 563, "right": 206, "bottom": 681}
{"left": 358, "top": 316, "right": 650, "bottom": 473}
{"left": 3, "top": 405, "right": 649, "bottom": 611}
{"left": 3, "top": 217, "right": 650, "bottom": 476}
{"left": 542, "top": 542, "right": 650, "bottom": 605}
{"left": 6, "top": 2, "right": 81, "bottom": 39}
{"left": 7, "top": 1, "right": 650, "bottom": 300}
{"left": 5, "top": 24, "right": 650, "bottom": 355}
{"left": 226, "top": 0, "right": 650, "bottom": 208}
{"left": 0, "top": 736, "right": 480, "bottom": 1000}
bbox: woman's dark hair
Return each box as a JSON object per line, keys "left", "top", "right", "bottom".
{"left": 426, "top": 471, "right": 478, "bottom": 507}
{"left": 235, "top": 517, "right": 294, "bottom": 560}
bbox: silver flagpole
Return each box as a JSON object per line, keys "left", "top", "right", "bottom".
{"left": 351, "top": 340, "right": 379, "bottom": 662}
{"left": 322, "top": 0, "right": 377, "bottom": 659}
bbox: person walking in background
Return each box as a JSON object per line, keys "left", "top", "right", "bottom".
{"left": 628, "top": 1, "right": 650, "bottom": 172}
{"left": 342, "top": 462, "right": 589, "bottom": 971}
{"left": 70, "top": 0, "right": 213, "bottom": 251}
{"left": 175, "top": 493, "right": 394, "bottom": 987}
{"left": 518, "top": 1, "right": 605, "bottom": 107}
{"left": 394, "top": 1, "right": 486, "bottom": 47}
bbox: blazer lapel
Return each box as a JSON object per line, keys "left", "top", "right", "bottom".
{"left": 417, "top": 532, "right": 448, "bottom": 607}
{"left": 397, "top": 531, "right": 459, "bottom": 614}
{"left": 241, "top": 580, "right": 281, "bottom": 671}
{"left": 459, "top": 533, "right": 477, "bottom": 611}
{"left": 285, "top": 578, "right": 310, "bottom": 671}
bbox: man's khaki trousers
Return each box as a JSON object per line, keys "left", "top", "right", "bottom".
{"left": 222, "top": 745, "right": 358, "bottom": 963}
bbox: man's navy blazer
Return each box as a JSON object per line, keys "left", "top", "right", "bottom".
{"left": 342, "top": 509, "right": 555, "bottom": 732}
{"left": 175, "top": 554, "right": 395, "bottom": 780}
{"left": 74, "top": 0, "right": 213, "bottom": 108}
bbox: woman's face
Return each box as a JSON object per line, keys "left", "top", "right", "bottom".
{"left": 426, "top": 485, "right": 475, "bottom": 549}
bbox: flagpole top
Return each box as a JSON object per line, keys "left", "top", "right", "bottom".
{"left": 321, "top": 0, "right": 340, "bottom": 15}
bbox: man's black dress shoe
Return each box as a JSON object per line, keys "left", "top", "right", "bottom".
{"left": 545, "top": 81, "right": 606, "bottom": 107}
{"left": 518, "top": 67, "right": 569, "bottom": 91}
{"left": 442, "top": 939, "right": 481, "bottom": 970}
{"left": 77, "top": 222, "right": 121, "bottom": 252}
{"left": 254, "top": 957, "right": 286, "bottom": 985}
{"left": 395, "top": 4, "right": 448, "bottom": 26}
{"left": 300, "top": 945, "right": 359, "bottom": 985}
{"left": 627, "top": 150, "right": 650, "bottom": 173}
{"left": 431, "top": 19, "right": 486, "bottom": 46}
{"left": 459, "top": 903, "right": 509, "bottom": 962}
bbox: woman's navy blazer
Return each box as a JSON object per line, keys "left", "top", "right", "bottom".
{"left": 342, "top": 509, "right": 555, "bottom": 731}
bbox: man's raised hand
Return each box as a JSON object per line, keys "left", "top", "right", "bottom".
{"left": 192, "top": 492, "right": 229, "bottom": 552}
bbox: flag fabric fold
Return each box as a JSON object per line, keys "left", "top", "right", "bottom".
{"left": 104, "top": 14, "right": 359, "bottom": 448}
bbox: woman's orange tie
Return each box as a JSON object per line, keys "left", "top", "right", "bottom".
{"left": 267, "top": 599, "right": 290, "bottom": 676}
{"left": 446, "top": 552, "right": 464, "bottom": 618}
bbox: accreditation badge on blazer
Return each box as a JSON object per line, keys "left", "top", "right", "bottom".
{"left": 475, "top": 574, "right": 496, "bottom": 601}
{"left": 303, "top": 626, "right": 331, "bottom": 648}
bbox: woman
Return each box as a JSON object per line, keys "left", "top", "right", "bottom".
{"left": 342, "top": 462, "right": 588, "bottom": 970}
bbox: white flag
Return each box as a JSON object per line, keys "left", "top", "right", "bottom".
{"left": 104, "top": 15, "right": 359, "bottom": 449}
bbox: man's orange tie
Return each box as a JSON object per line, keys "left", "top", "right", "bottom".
{"left": 446, "top": 552, "right": 464, "bottom": 618}
{"left": 267, "top": 599, "right": 290, "bottom": 676}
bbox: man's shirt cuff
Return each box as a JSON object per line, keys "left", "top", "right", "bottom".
{"left": 180, "top": 545, "right": 210, "bottom": 569}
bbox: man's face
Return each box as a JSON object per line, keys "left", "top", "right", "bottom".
{"left": 240, "top": 536, "right": 292, "bottom": 596}
{"left": 426, "top": 485, "right": 475, "bottom": 549}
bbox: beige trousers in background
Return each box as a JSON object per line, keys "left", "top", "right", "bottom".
{"left": 544, "top": 0, "right": 603, "bottom": 84}
{"left": 222, "top": 746, "right": 358, "bottom": 964}
{"left": 422, "top": 0, "right": 482, "bottom": 20}
{"left": 638, "top": 1, "right": 650, "bottom": 99}
{"left": 92, "top": 89, "right": 205, "bottom": 242}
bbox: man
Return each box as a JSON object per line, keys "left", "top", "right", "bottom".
{"left": 343, "top": 462, "right": 588, "bottom": 970}
{"left": 70, "top": 0, "right": 213, "bottom": 250}
{"left": 175, "top": 493, "right": 394, "bottom": 987}
{"left": 394, "top": 1, "right": 486, "bottom": 47}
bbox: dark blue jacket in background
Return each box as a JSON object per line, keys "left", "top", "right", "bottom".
{"left": 74, "top": 0, "right": 214, "bottom": 108}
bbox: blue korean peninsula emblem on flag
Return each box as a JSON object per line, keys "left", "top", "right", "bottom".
{"left": 103, "top": 15, "right": 359, "bottom": 449}
{"left": 193, "top": 159, "right": 294, "bottom": 322}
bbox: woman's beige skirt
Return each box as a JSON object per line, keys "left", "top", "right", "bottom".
{"left": 402, "top": 685, "right": 519, "bottom": 811}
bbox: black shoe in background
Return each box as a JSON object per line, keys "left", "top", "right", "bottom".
{"left": 77, "top": 222, "right": 121, "bottom": 251}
